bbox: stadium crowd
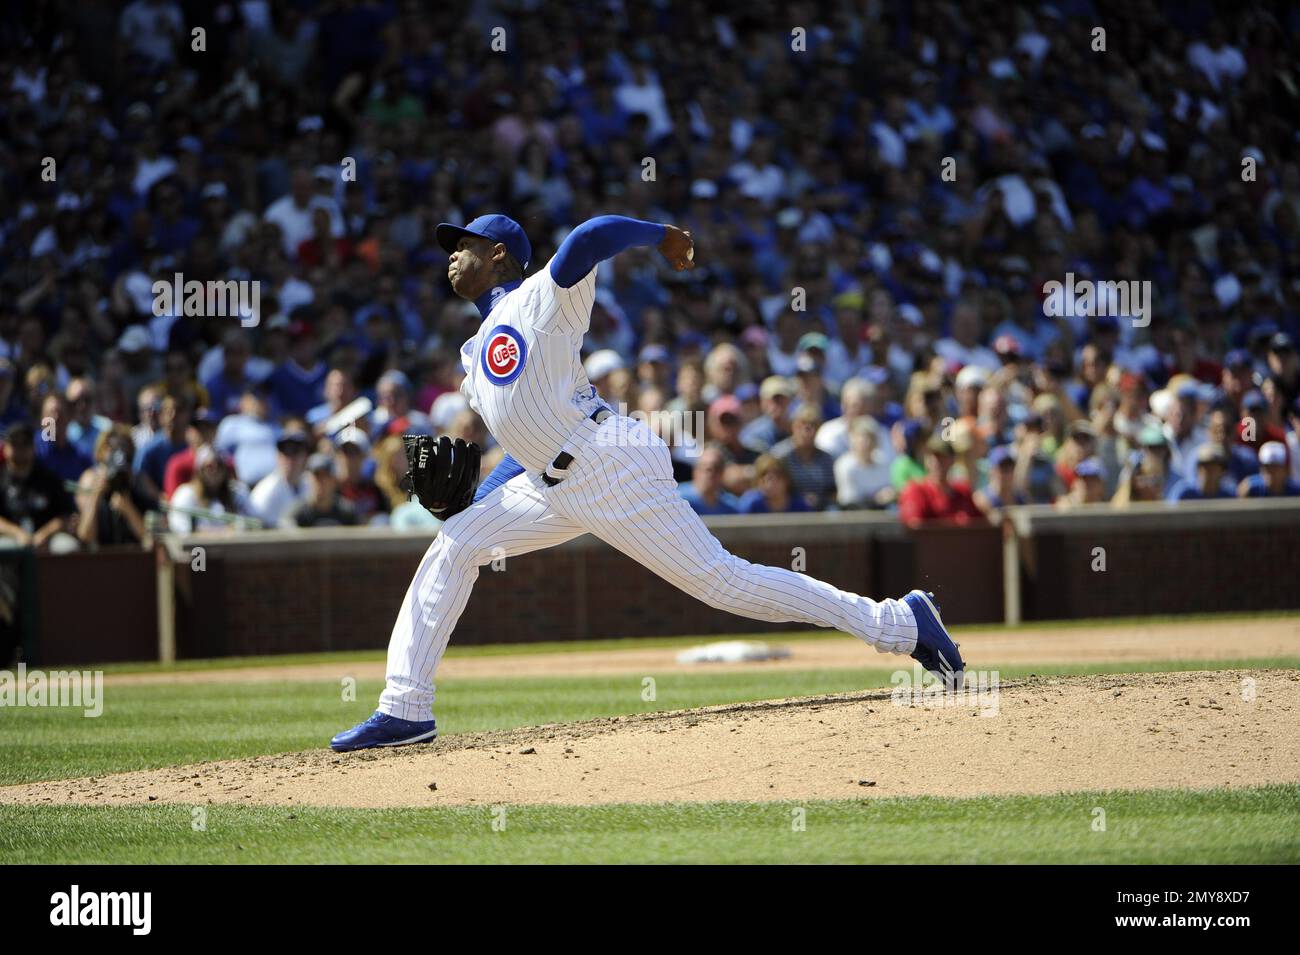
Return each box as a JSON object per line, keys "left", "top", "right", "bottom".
{"left": 1, "top": 0, "right": 1299, "bottom": 550}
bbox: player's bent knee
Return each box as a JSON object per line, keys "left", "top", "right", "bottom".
{"left": 433, "top": 527, "right": 493, "bottom": 571}
{"left": 695, "top": 551, "right": 746, "bottom": 607}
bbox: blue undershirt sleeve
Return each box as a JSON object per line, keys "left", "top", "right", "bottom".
{"left": 548, "top": 216, "right": 666, "bottom": 289}
{"left": 472, "top": 452, "right": 525, "bottom": 503}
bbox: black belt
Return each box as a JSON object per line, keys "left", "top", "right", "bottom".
{"left": 543, "top": 407, "right": 612, "bottom": 486}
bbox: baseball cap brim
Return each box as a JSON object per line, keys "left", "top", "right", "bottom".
{"left": 436, "top": 214, "right": 531, "bottom": 270}
{"left": 435, "top": 223, "right": 490, "bottom": 257}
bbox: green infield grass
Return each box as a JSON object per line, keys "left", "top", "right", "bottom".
{"left": 0, "top": 786, "right": 1295, "bottom": 864}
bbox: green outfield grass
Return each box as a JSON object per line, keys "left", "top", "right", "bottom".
{"left": 0, "top": 786, "right": 1295, "bottom": 864}
{"left": 1, "top": 657, "right": 1296, "bottom": 786}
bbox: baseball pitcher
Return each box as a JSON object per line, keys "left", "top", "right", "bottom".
{"left": 331, "top": 214, "right": 964, "bottom": 750}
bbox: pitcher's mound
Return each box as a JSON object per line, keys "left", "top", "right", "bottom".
{"left": 4, "top": 670, "right": 1297, "bottom": 807}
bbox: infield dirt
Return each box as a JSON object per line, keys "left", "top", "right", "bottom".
{"left": 4, "top": 668, "right": 1297, "bottom": 808}
{"left": 99, "top": 616, "right": 1300, "bottom": 686}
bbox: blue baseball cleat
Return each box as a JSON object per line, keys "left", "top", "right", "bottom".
{"left": 331, "top": 711, "right": 438, "bottom": 752}
{"left": 903, "top": 589, "right": 965, "bottom": 690}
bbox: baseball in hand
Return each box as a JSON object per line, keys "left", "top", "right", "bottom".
{"left": 659, "top": 225, "right": 696, "bottom": 271}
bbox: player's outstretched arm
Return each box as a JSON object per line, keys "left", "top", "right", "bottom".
{"left": 549, "top": 215, "right": 694, "bottom": 288}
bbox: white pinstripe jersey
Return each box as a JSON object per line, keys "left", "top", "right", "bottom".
{"left": 458, "top": 258, "right": 607, "bottom": 473}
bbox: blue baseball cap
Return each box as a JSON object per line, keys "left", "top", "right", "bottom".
{"left": 638, "top": 344, "right": 672, "bottom": 365}
{"left": 1248, "top": 320, "right": 1279, "bottom": 343}
{"left": 1242, "top": 390, "right": 1267, "bottom": 410}
{"left": 1140, "top": 355, "right": 1169, "bottom": 389}
{"left": 1224, "top": 348, "right": 1252, "bottom": 370}
{"left": 862, "top": 365, "right": 890, "bottom": 386}
{"left": 435, "top": 214, "right": 532, "bottom": 271}
{"left": 1075, "top": 457, "right": 1103, "bottom": 479}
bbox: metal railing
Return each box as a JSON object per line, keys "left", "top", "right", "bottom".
{"left": 65, "top": 479, "right": 264, "bottom": 531}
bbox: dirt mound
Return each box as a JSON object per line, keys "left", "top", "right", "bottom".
{"left": 3, "top": 669, "right": 1297, "bottom": 808}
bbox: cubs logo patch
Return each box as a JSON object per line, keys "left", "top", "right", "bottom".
{"left": 480, "top": 325, "right": 527, "bottom": 385}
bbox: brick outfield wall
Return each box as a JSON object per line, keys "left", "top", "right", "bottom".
{"left": 24, "top": 502, "right": 1300, "bottom": 665}
{"left": 1038, "top": 522, "right": 1300, "bottom": 620}
{"left": 158, "top": 502, "right": 1300, "bottom": 660}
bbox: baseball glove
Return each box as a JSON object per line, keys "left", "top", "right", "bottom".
{"left": 400, "top": 434, "right": 482, "bottom": 521}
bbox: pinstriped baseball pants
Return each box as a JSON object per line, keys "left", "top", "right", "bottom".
{"left": 379, "top": 415, "right": 918, "bottom": 720}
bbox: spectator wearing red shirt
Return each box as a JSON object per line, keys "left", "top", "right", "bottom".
{"left": 335, "top": 429, "right": 387, "bottom": 523}
{"left": 1054, "top": 420, "right": 1097, "bottom": 491}
{"left": 1169, "top": 324, "right": 1223, "bottom": 385}
{"left": 162, "top": 407, "right": 219, "bottom": 499}
{"left": 1238, "top": 390, "right": 1287, "bottom": 455}
{"left": 898, "top": 436, "right": 985, "bottom": 527}
{"left": 296, "top": 206, "right": 354, "bottom": 270}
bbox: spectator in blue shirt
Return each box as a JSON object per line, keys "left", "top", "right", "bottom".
{"left": 215, "top": 384, "right": 281, "bottom": 487}
{"left": 267, "top": 317, "right": 327, "bottom": 418}
{"left": 134, "top": 394, "right": 192, "bottom": 499}
{"left": 34, "top": 394, "right": 93, "bottom": 483}
{"left": 306, "top": 369, "right": 358, "bottom": 431}
{"left": 64, "top": 377, "right": 105, "bottom": 460}
{"left": 1113, "top": 427, "right": 1179, "bottom": 505}
{"left": 738, "top": 454, "right": 810, "bottom": 514}
{"left": 575, "top": 81, "right": 629, "bottom": 147}
{"left": 1205, "top": 406, "right": 1260, "bottom": 483}
{"left": 202, "top": 329, "right": 257, "bottom": 419}
{"left": 1167, "top": 443, "right": 1236, "bottom": 501}
{"left": 1238, "top": 442, "right": 1300, "bottom": 498}
{"left": 678, "top": 446, "right": 739, "bottom": 516}
{"left": 739, "top": 376, "right": 795, "bottom": 453}
{"left": 152, "top": 180, "right": 200, "bottom": 254}
{"left": 0, "top": 359, "right": 26, "bottom": 430}
{"left": 976, "top": 445, "right": 1027, "bottom": 513}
